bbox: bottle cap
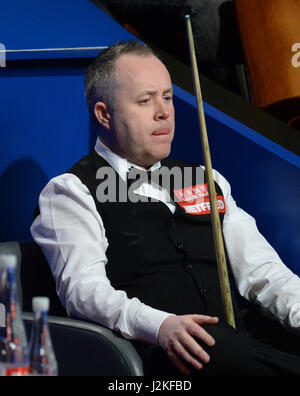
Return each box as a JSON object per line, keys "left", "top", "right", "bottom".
{"left": 32, "top": 297, "right": 50, "bottom": 313}
{"left": 0, "top": 254, "right": 17, "bottom": 269}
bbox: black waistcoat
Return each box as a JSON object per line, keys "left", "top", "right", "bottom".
{"left": 68, "top": 150, "right": 242, "bottom": 327}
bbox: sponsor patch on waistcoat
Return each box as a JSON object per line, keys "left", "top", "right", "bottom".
{"left": 173, "top": 184, "right": 226, "bottom": 215}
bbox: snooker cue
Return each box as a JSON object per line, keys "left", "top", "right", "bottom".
{"left": 185, "top": 15, "right": 236, "bottom": 329}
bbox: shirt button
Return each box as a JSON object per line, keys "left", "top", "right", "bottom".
{"left": 186, "top": 263, "right": 193, "bottom": 270}
{"left": 177, "top": 242, "right": 184, "bottom": 249}
{"left": 200, "top": 288, "right": 207, "bottom": 293}
{"left": 170, "top": 218, "right": 176, "bottom": 226}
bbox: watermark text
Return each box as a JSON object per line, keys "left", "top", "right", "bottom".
{"left": 291, "top": 43, "right": 300, "bottom": 68}
{"left": 95, "top": 166, "right": 205, "bottom": 203}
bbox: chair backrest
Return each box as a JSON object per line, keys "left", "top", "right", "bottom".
{"left": 0, "top": 241, "right": 66, "bottom": 316}
{"left": 18, "top": 241, "right": 67, "bottom": 317}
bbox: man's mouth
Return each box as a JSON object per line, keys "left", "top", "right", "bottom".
{"left": 151, "top": 128, "right": 170, "bottom": 136}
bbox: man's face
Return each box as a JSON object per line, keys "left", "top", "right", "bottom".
{"left": 101, "top": 54, "right": 175, "bottom": 168}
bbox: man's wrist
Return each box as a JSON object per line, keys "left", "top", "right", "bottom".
{"left": 134, "top": 304, "right": 174, "bottom": 345}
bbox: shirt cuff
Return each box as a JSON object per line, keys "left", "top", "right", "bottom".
{"left": 134, "top": 304, "right": 174, "bottom": 345}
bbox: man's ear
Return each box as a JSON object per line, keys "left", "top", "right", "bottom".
{"left": 94, "top": 102, "right": 111, "bottom": 130}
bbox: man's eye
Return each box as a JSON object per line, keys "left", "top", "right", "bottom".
{"left": 164, "top": 96, "right": 172, "bottom": 102}
{"left": 139, "top": 98, "right": 150, "bottom": 104}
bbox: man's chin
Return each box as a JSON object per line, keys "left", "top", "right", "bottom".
{"left": 146, "top": 148, "right": 171, "bottom": 167}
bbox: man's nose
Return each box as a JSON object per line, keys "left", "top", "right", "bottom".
{"left": 154, "top": 101, "right": 171, "bottom": 120}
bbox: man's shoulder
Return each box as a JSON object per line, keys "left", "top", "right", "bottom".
{"left": 68, "top": 150, "right": 107, "bottom": 171}
{"left": 67, "top": 150, "right": 111, "bottom": 179}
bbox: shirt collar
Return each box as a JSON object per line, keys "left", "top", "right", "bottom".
{"left": 94, "top": 138, "right": 161, "bottom": 182}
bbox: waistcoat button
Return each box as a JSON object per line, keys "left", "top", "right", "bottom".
{"left": 170, "top": 218, "right": 176, "bottom": 226}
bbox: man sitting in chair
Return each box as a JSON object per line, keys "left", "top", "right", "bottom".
{"left": 31, "top": 41, "right": 300, "bottom": 376}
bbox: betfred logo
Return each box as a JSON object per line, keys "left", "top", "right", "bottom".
{"left": 173, "top": 184, "right": 226, "bottom": 215}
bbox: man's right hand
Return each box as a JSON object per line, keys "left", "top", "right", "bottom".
{"left": 157, "top": 314, "right": 219, "bottom": 376}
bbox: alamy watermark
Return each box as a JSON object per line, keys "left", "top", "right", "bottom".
{"left": 291, "top": 43, "right": 300, "bottom": 68}
{"left": 0, "top": 43, "right": 6, "bottom": 68}
{"left": 95, "top": 166, "right": 205, "bottom": 204}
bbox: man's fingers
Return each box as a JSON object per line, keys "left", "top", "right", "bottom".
{"left": 169, "top": 339, "right": 204, "bottom": 374}
{"left": 158, "top": 314, "right": 220, "bottom": 375}
{"left": 191, "top": 314, "right": 219, "bottom": 325}
{"left": 168, "top": 349, "right": 192, "bottom": 376}
{"left": 187, "top": 321, "right": 216, "bottom": 347}
{"left": 178, "top": 332, "right": 211, "bottom": 363}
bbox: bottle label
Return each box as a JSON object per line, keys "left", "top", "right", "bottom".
{"left": 5, "top": 366, "right": 30, "bottom": 376}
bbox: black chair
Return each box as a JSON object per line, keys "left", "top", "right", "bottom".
{"left": 0, "top": 241, "right": 144, "bottom": 376}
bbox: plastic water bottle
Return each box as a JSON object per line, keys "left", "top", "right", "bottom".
{"left": 0, "top": 254, "right": 30, "bottom": 376}
{"left": 29, "top": 297, "right": 58, "bottom": 376}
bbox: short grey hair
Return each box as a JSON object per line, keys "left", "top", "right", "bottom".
{"left": 85, "top": 41, "right": 156, "bottom": 118}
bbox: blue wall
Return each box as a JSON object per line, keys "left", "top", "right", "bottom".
{"left": 0, "top": 0, "right": 137, "bottom": 241}
{"left": 0, "top": 1, "right": 299, "bottom": 276}
{"left": 1, "top": 0, "right": 136, "bottom": 57}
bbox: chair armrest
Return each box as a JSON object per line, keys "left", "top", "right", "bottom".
{"left": 23, "top": 312, "right": 144, "bottom": 376}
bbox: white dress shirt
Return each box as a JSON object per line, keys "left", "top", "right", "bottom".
{"left": 31, "top": 138, "right": 300, "bottom": 344}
